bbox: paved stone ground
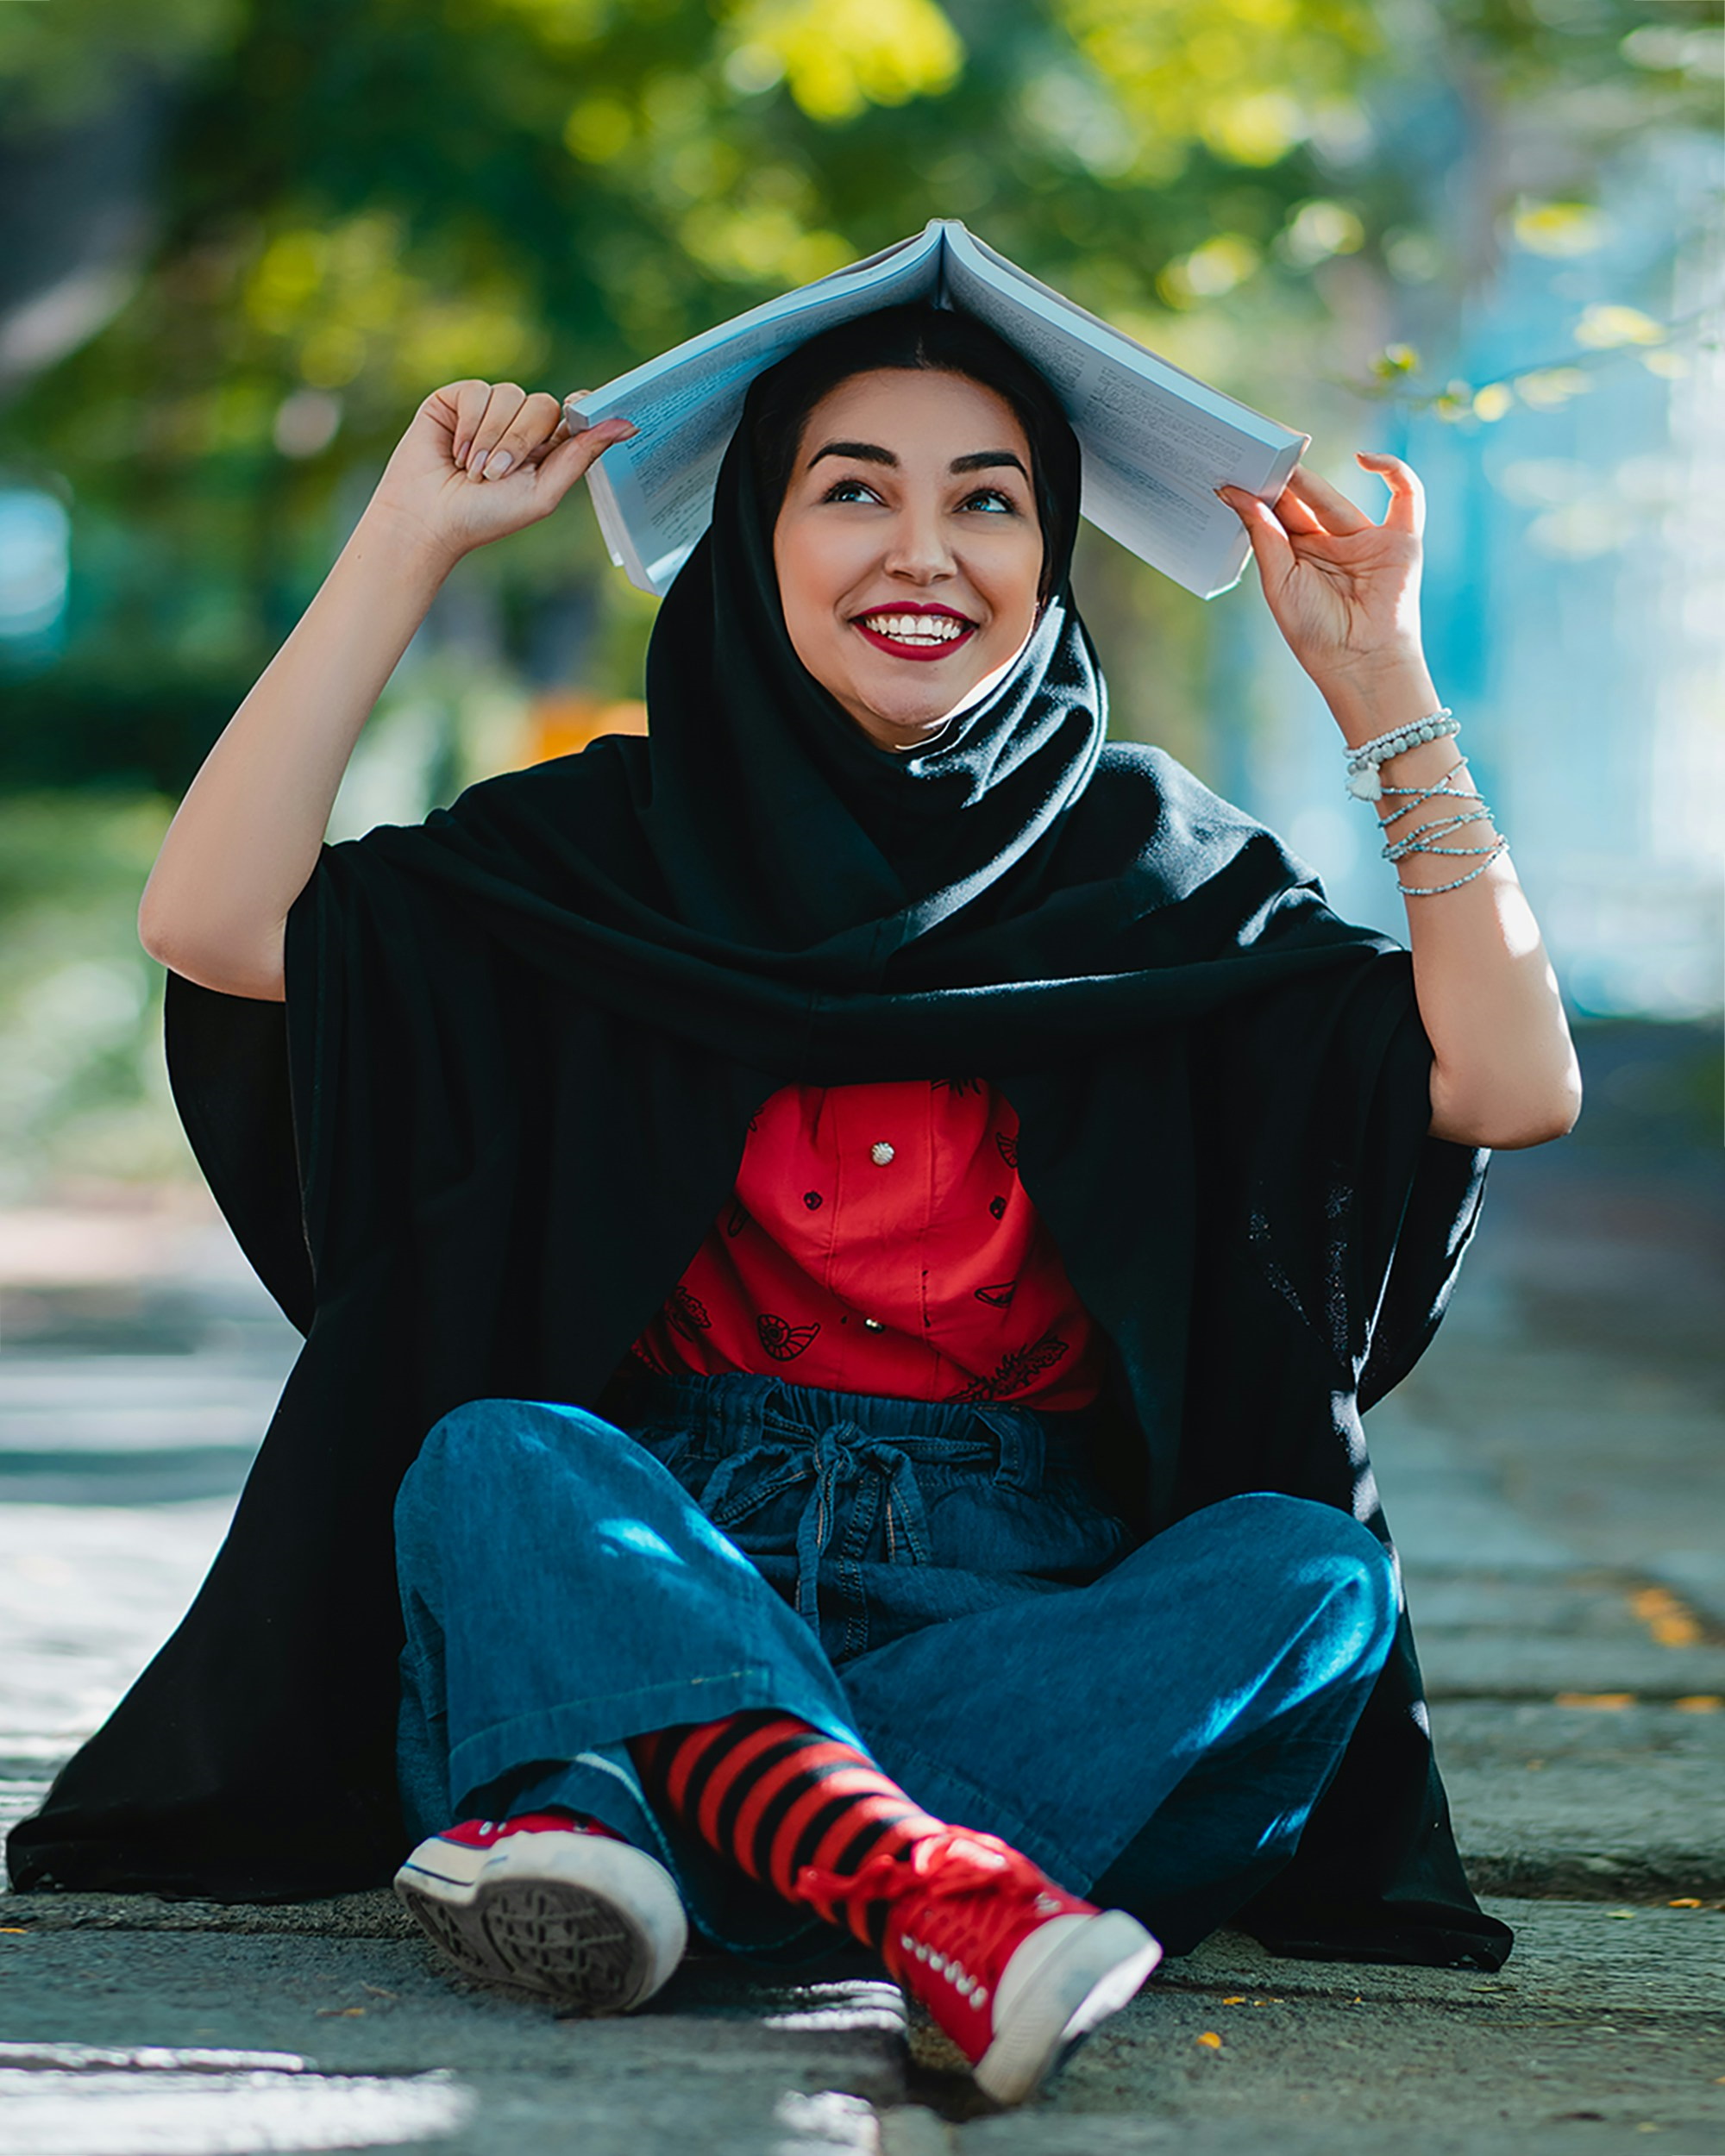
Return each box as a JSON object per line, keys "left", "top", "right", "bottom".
{"left": 0, "top": 1021, "right": 1721, "bottom": 2153}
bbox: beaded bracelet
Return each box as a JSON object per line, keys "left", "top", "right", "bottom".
{"left": 1375, "top": 755, "right": 1509, "bottom": 894}
{"left": 1389, "top": 837, "right": 1509, "bottom": 895}
{"left": 1344, "top": 707, "right": 1458, "bottom": 800}
{"left": 1377, "top": 755, "right": 1484, "bottom": 830}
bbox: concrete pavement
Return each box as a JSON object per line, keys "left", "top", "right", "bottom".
{"left": 1, "top": 1020, "right": 1722, "bottom": 2152}
{"left": 2, "top": 1895, "right": 1719, "bottom": 2152}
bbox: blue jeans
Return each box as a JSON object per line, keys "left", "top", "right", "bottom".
{"left": 393, "top": 1370, "right": 1397, "bottom": 1959}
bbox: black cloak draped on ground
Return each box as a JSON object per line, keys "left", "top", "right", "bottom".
{"left": 9, "top": 352, "right": 1509, "bottom": 1971}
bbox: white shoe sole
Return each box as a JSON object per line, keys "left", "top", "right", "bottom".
{"left": 393, "top": 1828, "right": 688, "bottom": 2014}
{"left": 974, "top": 1909, "right": 1162, "bottom": 2106}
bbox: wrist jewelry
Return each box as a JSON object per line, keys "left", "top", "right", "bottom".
{"left": 1346, "top": 733, "right": 1509, "bottom": 884}
{"left": 1343, "top": 707, "right": 1458, "bottom": 800}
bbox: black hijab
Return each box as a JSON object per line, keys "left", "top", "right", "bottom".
{"left": 8, "top": 309, "right": 1508, "bottom": 1972}
{"left": 638, "top": 302, "right": 1096, "bottom": 968}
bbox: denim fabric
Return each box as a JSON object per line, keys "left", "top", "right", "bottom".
{"left": 393, "top": 1371, "right": 1397, "bottom": 1959}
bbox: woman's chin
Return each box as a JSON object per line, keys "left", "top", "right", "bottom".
{"left": 840, "top": 673, "right": 993, "bottom": 748}
{"left": 849, "top": 705, "right": 964, "bottom": 751}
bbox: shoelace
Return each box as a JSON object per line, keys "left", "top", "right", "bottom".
{"left": 797, "top": 1826, "right": 1057, "bottom": 1990}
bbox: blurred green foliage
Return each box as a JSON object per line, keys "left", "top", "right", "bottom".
{"left": 0, "top": 793, "right": 187, "bottom": 1202}
{"left": 0, "top": 0, "right": 1713, "bottom": 1191}
{"left": 3, "top": 0, "right": 1708, "bottom": 786}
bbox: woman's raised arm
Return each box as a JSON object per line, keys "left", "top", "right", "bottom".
{"left": 1220, "top": 454, "right": 1583, "bottom": 1151}
{"left": 137, "top": 383, "right": 634, "bottom": 1001}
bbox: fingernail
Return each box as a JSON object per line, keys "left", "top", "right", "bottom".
{"left": 469, "top": 450, "right": 489, "bottom": 479}
{"left": 487, "top": 450, "right": 512, "bottom": 478}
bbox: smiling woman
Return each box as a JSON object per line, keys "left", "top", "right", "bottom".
{"left": 772, "top": 369, "right": 1044, "bottom": 748}
{"left": 24, "top": 285, "right": 1579, "bottom": 2109}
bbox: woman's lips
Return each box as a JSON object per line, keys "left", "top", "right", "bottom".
{"left": 851, "top": 611, "right": 978, "bottom": 663}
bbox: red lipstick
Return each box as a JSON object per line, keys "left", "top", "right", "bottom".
{"left": 850, "top": 606, "right": 978, "bottom": 663}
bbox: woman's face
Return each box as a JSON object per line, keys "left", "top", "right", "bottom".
{"left": 772, "top": 368, "right": 1044, "bottom": 752}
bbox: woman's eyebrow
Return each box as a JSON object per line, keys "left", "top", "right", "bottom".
{"left": 806, "top": 442, "right": 1030, "bottom": 477}
{"left": 950, "top": 450, "right": 1029, "bottom": 477}
{"left": 808, "top": 440, "right": 895, "bottom": 469}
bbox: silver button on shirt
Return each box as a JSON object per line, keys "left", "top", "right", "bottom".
{"left": 870, "top": 1141, "right": 896, "bottom": 1166}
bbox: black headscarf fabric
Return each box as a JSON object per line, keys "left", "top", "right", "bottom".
{"left": 8, "top": 331, "right": 1509, "bottom": 1971}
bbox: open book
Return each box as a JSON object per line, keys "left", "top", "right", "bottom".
{"left": 566, "top": 219, "right": 1308, "bottom": 603}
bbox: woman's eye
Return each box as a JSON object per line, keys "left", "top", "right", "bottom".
{"left": 821, "top": 478, "right": 879, "bottom": 505}
{"left": 961, "top": 487, "right": 1017, "bottom": 514}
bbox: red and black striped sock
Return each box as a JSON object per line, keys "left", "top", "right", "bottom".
{"left": 630, "top": 1710, "right": 941, "bottom": 1948}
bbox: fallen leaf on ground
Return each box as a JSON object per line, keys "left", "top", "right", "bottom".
{"left": 1628, "top": 1586, "right": 1703, "bottom": 1646}
{"left": 1554, "top": 1692, "right": 1635, "bottom": 1709}
{"left": 1196, "top": 2032, "right": 1223, "bottom": 2049}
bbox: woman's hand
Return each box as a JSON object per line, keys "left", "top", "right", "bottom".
{"left": 1218, "top": 453, "right": 1428, "bottom": 714}
{"left": 366, "top": 380, "right": 637, "bottom": 569}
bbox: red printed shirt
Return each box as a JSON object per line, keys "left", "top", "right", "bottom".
{"left": 632, "top": 1079, "right": 1105, "bottom": 1410}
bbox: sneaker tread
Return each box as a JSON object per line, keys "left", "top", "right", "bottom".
{"left": 405, "top": 1876, "right": 652, "bottom": 2011}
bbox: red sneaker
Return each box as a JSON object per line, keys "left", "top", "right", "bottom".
{"left": 394, "top": 1809, "right": 687, "bottom": 2013}
{"left": 801, "top": 1827, "right": 1161, "bottom": 2105}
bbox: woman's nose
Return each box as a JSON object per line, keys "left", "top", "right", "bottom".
{"left": 882, "top": 503, "right": 955, "bottom": 583}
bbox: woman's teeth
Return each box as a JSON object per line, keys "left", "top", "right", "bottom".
{"left": 860, "top": 612, "right": 969, "bottom": 646}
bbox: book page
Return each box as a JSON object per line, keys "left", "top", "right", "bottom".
{"left": 573, "top": 219, "right": 1309, "bottom": 599}
{"left": 574, "top": 228, "right": 944, "bottom": 590}
{"left": 950, "top": 228, "right": 1294, "bottom": 429}
{"left": 939, "top": 228, "right": 1308, "bottom": 596}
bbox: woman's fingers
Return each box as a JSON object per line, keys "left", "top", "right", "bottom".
{"left": 1356, "top": 449, "right": 1426, "bottom": 536}
{"left": 468, "top": 389, "right": 564, "bottom": 481}
{"left": 552, "top": 394, "right": 637, "bottom": 475}
{"left": 1279, "top": 454, "right": 1428, "bottom": 540}
{"left": 530, "top": 416, "right": 638, "bottom": 507}
{"left": 436, "top": 381, "right": 634, "bottom": 488}
{"left": 448, "top": 381, "right": 494, "bottom": 470}
{"left": 1280, "top": 462, "right": 1372, "bottom": 534}
{"left": 1270, "top": 480, "right": 1329, "bottom": 538}
{"left": 1216, "top": 486, "right": 1296, "bottom": 599}
{"left": 464, "top": 383, "right": 530, "bottom": 478}
{"left": 437, "top": 379, "right": 643, "bottom": 482}
{"left": 380, "top": 381, "right": 633, "bottom": 553}
{"left": 524, "top": 416, "right": 572, "bottom": 467}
